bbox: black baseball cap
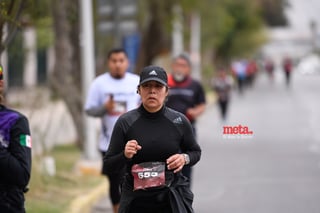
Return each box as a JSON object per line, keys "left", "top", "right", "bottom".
{"left": 139, "top": 65, "right": 168, "bottom": 86}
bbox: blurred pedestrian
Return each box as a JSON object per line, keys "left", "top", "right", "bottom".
{"left": 84, "top": 48, "right": 140, "bottom": 213}
{"left": 282, "top": 56, "right": 293, "bottom": 86}
{"left": 211, "top": 67, "right": 234, "bottom": 121}
{"left": 104, "top": 65, "right": 201, "bottom": 213}
{"left": 0, "top": 64, "right": 32, "bottom": 213}
{"left": 245, "top": 59, "right": 258, "bottom": 87}
{"left": 231, "top": 59, "right": 247, "bottom": 94}
{"left": 264, "top": 58, "right": 275, "bottom": 82}
{"left": 166, "top": 53, "right": 206, "bottom": 184}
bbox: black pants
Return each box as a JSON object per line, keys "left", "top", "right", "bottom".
{"left": 130, "top": 202, "right": 172, "bottom": 213}
{"left": 129, "top": 191, "right": 172, "bottom": 213}
{"left": 0, "top": 189, "right": 25, "bottom": 213}
{"left": 285, "top": 71, "right": 291, "bottom": 86}
{"left": 0, "top": 204, "right": 25, "bottom": 213}
{"left": 218, "top": 99, "right": 229, "bottom": 120}
{"left": 182, "top": 166, "right": 192, "bottom": 182}
{"left": 237, "top": 77, "right": 244, "bottom": 94}
{"left": 101, "top": 152, "right": 122, "bottom": 205}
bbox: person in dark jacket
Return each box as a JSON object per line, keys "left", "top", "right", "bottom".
{"left": 166, "top": 53, "right": 206, "bottom": 185}
{"left": 282, "top": 56, "right": 293, "bottom": 87}
{"left": 104, "top": 65, "right": 201, "bottom": 213}
{"left": 211, "top": 67, "right": 234, "bottom": 121}
{"left": 0, "top": 65, "right": 32, "bottom": 213}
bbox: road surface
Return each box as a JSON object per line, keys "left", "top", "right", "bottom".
{"left": 193, "top": 69, "right": 320, "bottom": 213}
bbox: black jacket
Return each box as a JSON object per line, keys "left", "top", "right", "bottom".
{"left": 119, "top": 172, "right": 194, "bottom": 213}
{"left": 104, "top": 104, "right": 201, "bottom": 212}
{"left": 0, "top": 105, "right": 32, "bottom": 212}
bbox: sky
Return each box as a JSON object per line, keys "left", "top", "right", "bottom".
{"left": 261, "top": 0, "right": 320, "bottom": 61}
{"left": 285, "top": 0, "right": 320, "bottom": 32}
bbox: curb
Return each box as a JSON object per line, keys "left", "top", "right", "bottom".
{"left": 66, "top": 178, "right": 108, "bottom": 213}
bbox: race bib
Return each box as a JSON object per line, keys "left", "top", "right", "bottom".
{"left": 131, "top": 162, "right": 166, "bottom": 191}
{"left": 109, "top": 101, "right": 127, "bottom": 116}
{"left": 114, "top": 101, "right": 127, "bottom": 114}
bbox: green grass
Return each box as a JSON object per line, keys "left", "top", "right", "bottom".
{"left": 25, "top": 144, "right": 104, "bottom": 213}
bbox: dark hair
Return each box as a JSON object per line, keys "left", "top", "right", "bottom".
{"left": 0, "top": 64, "right": 3, "bottom": 104}
{"left": 0, "top": 86, "right": 3, "bottom": 104}
{"left": 107, "top": 48, "right": 128, "bottom": 59}
{"left": 173, "top": 53, "right": 192, "bottom": 67}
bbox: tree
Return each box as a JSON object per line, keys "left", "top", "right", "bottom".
{"left": 0, "top": 0, "right": 26, "bottom": 56}
{"left": 135, "top": 0, "right": 268, "bottom": 69}
{"left": 0, "top": 0, "right": 84, "bottom": 150}
{"left": 135, "top": 0, "right": 175, "bottom": 72}
{"left": 258, "top": 0, "right": 289, "bottom": 26}
{"left": 210, "top": 0, "right": 267, "bottom": 63}
{"left": 50, "top": 0, "right": 84, "bottom": 149}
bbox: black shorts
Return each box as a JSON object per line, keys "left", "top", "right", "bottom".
{"left": 130, "top": 190, "right": 172, "bottom": 213}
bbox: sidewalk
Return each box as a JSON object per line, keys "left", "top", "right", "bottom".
{"left": 90, "top": 195, "right": 113, "bottom": 213}
{"left": 67, "top": 179, "right": 109, "bottom": 213}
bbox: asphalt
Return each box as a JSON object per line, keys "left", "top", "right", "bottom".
{"left": 193, "top": 69, "right": 320, "bottom": 213}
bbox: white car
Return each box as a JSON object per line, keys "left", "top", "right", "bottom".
{"left": 296, "top": 54, "right": 320, "bottom": 75}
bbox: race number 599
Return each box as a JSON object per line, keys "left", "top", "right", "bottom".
{"left": 138, "top": 172, "right": 159, "bottom": 179}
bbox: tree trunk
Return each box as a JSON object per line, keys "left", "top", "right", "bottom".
{"left": 51, "top": 0, "right": 84, "bottom": 149}
{"left": 0, "top": 0, "right": 26, "bottom": 55}
{"left": 68, "top": 0, "right": 82, "bottom": 91}
{"left": 135, "top": 0, "right": 171, "bottom": 73}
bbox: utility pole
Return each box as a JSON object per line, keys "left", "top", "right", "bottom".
{"left": 310, "top": 20, "right": 318, "bottom": 52}
{"left": 79, "top": 0, "right": 98, "bottom": 161}
{"left": 190, "top": 12, "right": 201, "bottom": 81}
{"left": 23, "top": 26, "right": 37, "bottom": 87}
{"left": 0, "top": 51, "right": 7, "bottom": 86}
{"left": 172, "top": 5, "right": 184, "bottom": 57}
{"left": 113, "top": 0, "right": 122, "bottom": 47}
{"left": 0, "top": 25, "right": 8, "bottom": 89}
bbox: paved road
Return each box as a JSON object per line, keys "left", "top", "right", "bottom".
{"left": 91, "top": 69, "right": 320, "bottom": 213}
{"left": 193, "top": 69, "right": 320, "bottom": 213}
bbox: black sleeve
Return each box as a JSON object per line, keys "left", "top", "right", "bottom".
{"left": 0, "top": 116, "right": 32, "bottom": 188}
{"left": 195, "top": 81, "right": 206, "bottom": 105}
{"left": 103, "top": 117, "right": 128, "bottom": 173}
{"left": 85, "top": 105, "right": 107, "bottom": 117}
{"left": 180, "top": 115, "right": 201, "bottom": 166}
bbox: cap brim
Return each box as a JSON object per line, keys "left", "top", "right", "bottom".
{"left": 139, "top": 77, "right": 167, "bottom": 86}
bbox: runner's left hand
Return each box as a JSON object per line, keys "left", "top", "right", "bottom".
{"left": 166, "top": 154, "right": 185, "bottom": 173}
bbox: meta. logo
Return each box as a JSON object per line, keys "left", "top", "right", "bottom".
{"left": 223, "top": 125, "right": 254, "bottom": 139}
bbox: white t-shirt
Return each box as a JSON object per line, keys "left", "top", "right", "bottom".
{"left": 85, "top": 72, "right": 140, "bottom": 151}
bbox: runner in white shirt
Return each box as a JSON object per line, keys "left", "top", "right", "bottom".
{"left": 85, "top": 48, "right": 140, "bottom": 213}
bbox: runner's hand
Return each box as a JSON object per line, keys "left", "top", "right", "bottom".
{"left": 124, "top": 140, "right": 142, "bottom": 159}
{"left": 105, "top": 94, "right": 115, "bottom": 113}
{"left": 166, "top": 154, "right": 185, "bottom": 173}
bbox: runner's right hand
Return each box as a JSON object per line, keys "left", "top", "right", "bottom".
{"left": 124, "top": 140, "right": 142, "bottom": 159}
{"left": 105, "top": 94, "right": 115, "bottom": 113}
